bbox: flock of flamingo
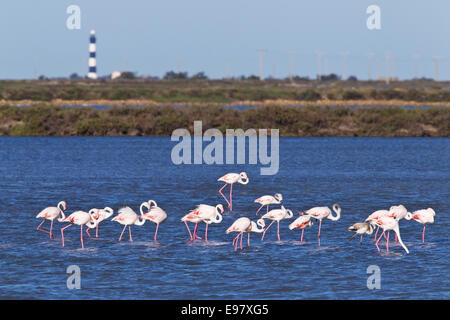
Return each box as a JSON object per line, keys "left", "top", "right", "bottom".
{"left": 36, "top": 172, "right": 436, "bottom": 254}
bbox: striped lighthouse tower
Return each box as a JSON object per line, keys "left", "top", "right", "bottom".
{"left": 87, "top": 30, "right": 97, "bottom": 79}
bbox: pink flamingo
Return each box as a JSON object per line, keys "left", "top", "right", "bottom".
{"left": 181, "top": 212, "right": 203, "bottom": 241}
{"left": 365, "top": 209, "right": 389, "bottom": 240}
{"left": 218, "top": 172, "right": 249, "bottom": 211}
{"left": 405, "top": 208, "right": 435, "bottom": 243}
{"left": 261, "top": 206, "right": 293, "bottom": 241}
{"left": 388, "top": 204, "right": 410, "bottom": 242}
{"left": 36, "top": 201, "right": 67, "bottom": 239}
{"left": 226, "top": 217, "right": 265, "bottom": 250}
{"left": 60, "top": 211, "right": 99, "bottom": 248}
{"left": 254, "top": 193, "right": 283, "bottom": 215}
{"left": 289, "top": 214, "right": 313, "bottom": 243}
{"left": 197, "top": 205, "right": 223, "bottom": 241}
{"left": 373, "top": 216, "right": 409, "bottom": 254}
{"left": 111, "top": 206, "right": 146, "bottom": 242}
{"left": 140, "top": 200, "right": 168, "bottom": 241}
{"left": 303, "top": 204, "right": 341, "bottom": 246}
{"left": 181, "top": 204, "right": 224, "bottom": 241}
{"left": 88, "top": 207, "right": 114, "bottom": 238}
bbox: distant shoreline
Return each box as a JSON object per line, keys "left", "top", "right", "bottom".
{"left": 1, "top": 78, "right": 450, "bottom": 105}
{"left": 0, "top": 103, "right": 448, "bottom": 137}
{"left": 1, "top": 79, "right": 448, "bottom": 137}
{"left": 1, "top": 99, "right": 450, "bottom": 108}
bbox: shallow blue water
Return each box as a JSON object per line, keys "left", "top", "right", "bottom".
{"left": 0, "top": 137, "right": 448, "bottom": 300}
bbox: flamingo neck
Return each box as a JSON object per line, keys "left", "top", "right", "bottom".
{"left": 149, "top": 200, "right": 158, "bottom": 208}
{"left": 86, "top": 216, "right": 100, "bottom": 229}
{"left": 328, "top": 205, "right": 341, "bottom": 221}
{"left": 253, "top": 220, "right": 265, "bottom": 233}
{"left": 393, "top": 224, "right": 409, "bottom": 254}
{"left": 140, "top": 202, "right": 149, "bottom": 215}
{"left": 213, "top": 213, "right": 223, "bottom": 223}
{"left": 215, "top": 205, "right": 223, "bottom": 215}
{"left": 134, "top": 216, "right": 146, "bottom": 226}
{"left": 57, "top": 202, "right": 66, "bottom": 222}
{"left": 239, "top": 177, "right": 249, "bottom": 185}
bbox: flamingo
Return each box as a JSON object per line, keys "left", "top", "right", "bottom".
{"left": 226, "top": 217, "right": 265, "bottom": 250}
{"left": 254, "top": 193, "right": 283, "bottom": 215}
{"left": 111, "top": 206, "right": 146, "bottom": 242}
{"left": 365, "top": 209, "right": 389, "bottom": 240}
{"left": 181, "top": 204, "right": 224, "bottom": 241}
{"left": 140, "top": 200, "right": 168, "bottom": 241}
{"left": 181, "top": 212, "right": 203, "bottom": 241}
{"left": 348, "top": 222, "right": 373, "bottom": 244}
{"left": 260, "top": 206, "right": 293, "bottom": 241}
{"left": 389, "top": 205, "right": 409, "bottom": 220}
{"left": 217, "top": 172, "right": 249, "bottom": 211}
{"left": 303, "top": 204, "right": 341, "bottom": 246}
{"left": 405, "top": 208, "right": 435, "bottom": 243}
{"left": 288, "top": 214, "right": 313, "bottom": 243}
{"left": 60, "top": 211, "right": 99, "bottom": 248}
{"left": 88, "top": 207, "right": 114, "bottom": 238}
{"left": 248, "top": 219, "right": 265, "bottom": 243}
{"left": 388, "top": 204, "right": 410, "bottom": 242}
{"left": 373, "top": 216, "right": 409, "bottom": 254}
{"left": 36, "top": 201, "right": 67, "bottom": 239}
{"left": 195, "top": 204, "right": 224, "bottom": 241}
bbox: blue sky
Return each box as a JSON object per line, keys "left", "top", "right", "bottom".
{"left": 0, "top": 1, "right": 449, "bottom": 80}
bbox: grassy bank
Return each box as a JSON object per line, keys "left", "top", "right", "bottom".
{"left": 1, "top": 79, "right": 450, "bottom": 104}
{"left": 0, "top": 104, "right": 448, "bottom": 137}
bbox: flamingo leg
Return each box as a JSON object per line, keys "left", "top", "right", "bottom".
{"left": 37, "top": 219, "right": 55, "bottom": 238}
{"left": 154, "top": 223, "right": 159, "bottom": 241}
{"left": 261, "top": 221, "right": 275, "bottom": 240}
{"left": 360, "top": 234, "right": 363, "bottom": 245}
{"left": 36, "top": 219, "right": 46, "bottom": 231}
{"left": 232, "top": 234, "right": 238, "bottom": 248}
{"left": 184, "top": 221, "right": 193, "bottom": 240}
{"left": 240, "top": 232, "right": 243, "bottom": 249}
{"left": 193, "top": 223, "right": 202, "bottom": 240}
{"left": 49, "top": 220, "right": 55, "bottom": 239}
{"left": 232, "top": 234, "right": 239, "bottom": 250}
{"left": 375, "top": 230, "right": 385, "bottom": 252}
{"left": 80, "top": 225, "right": 84, "bottom": 249}
{"left": 374, "top": 226, "right": 379, "bottom": 240}
{"left": 301, "top": 229, "right": 304, "bottom": 243}
{"left": 119, "top": 225, "right": 127, "bottom": 242}
{"left": 86, "top": 228, "right": 91, "bottom": 238}
{"left": 219, "top": 184, "right": 231, "bottom": 208}
{"left": 422, "top": 224, "right": 426, "bottom": 243}
{"left": 255, "top": 204, "right": 264, "bottom": 216}
{"left": 129, "top": 225, "right": 133, "bottom": 242}
{"left": 247, "top": 233, "right": 250, "bottom": 247}
{"left": 205, "top": 223, "right": 208, "bottom": 242}
{"left": 395, "top": 232, "right": 398, "bottom": 243}
{"left": 277, "top": 221, "right": 280, "bottom": 241}
{"left": 318, "top": 219, "right": 322, "bottom": 247}
{"left": 193, "top": 223, "right": 198, "bottom": 239}
{"left": 267, "top": 205, "right": 270, "bottom": 213}
{"left": 386, "top": 231, "right": 390, "bottom": 253}
{"left": 60, "top": 223, "right": 72, "bottom": 248}
{"left": 229, "top": 183, "right": 233, "bottom": 211}
{"left": 386, "top": 231, "right": 390, "bottom": 247}
{"left": 96, "top": 225, "right": 99, "bottom": 238}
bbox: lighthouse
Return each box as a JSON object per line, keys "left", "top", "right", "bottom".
{"left": 87, "top": 30, "right": 97, "bottom": 79}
